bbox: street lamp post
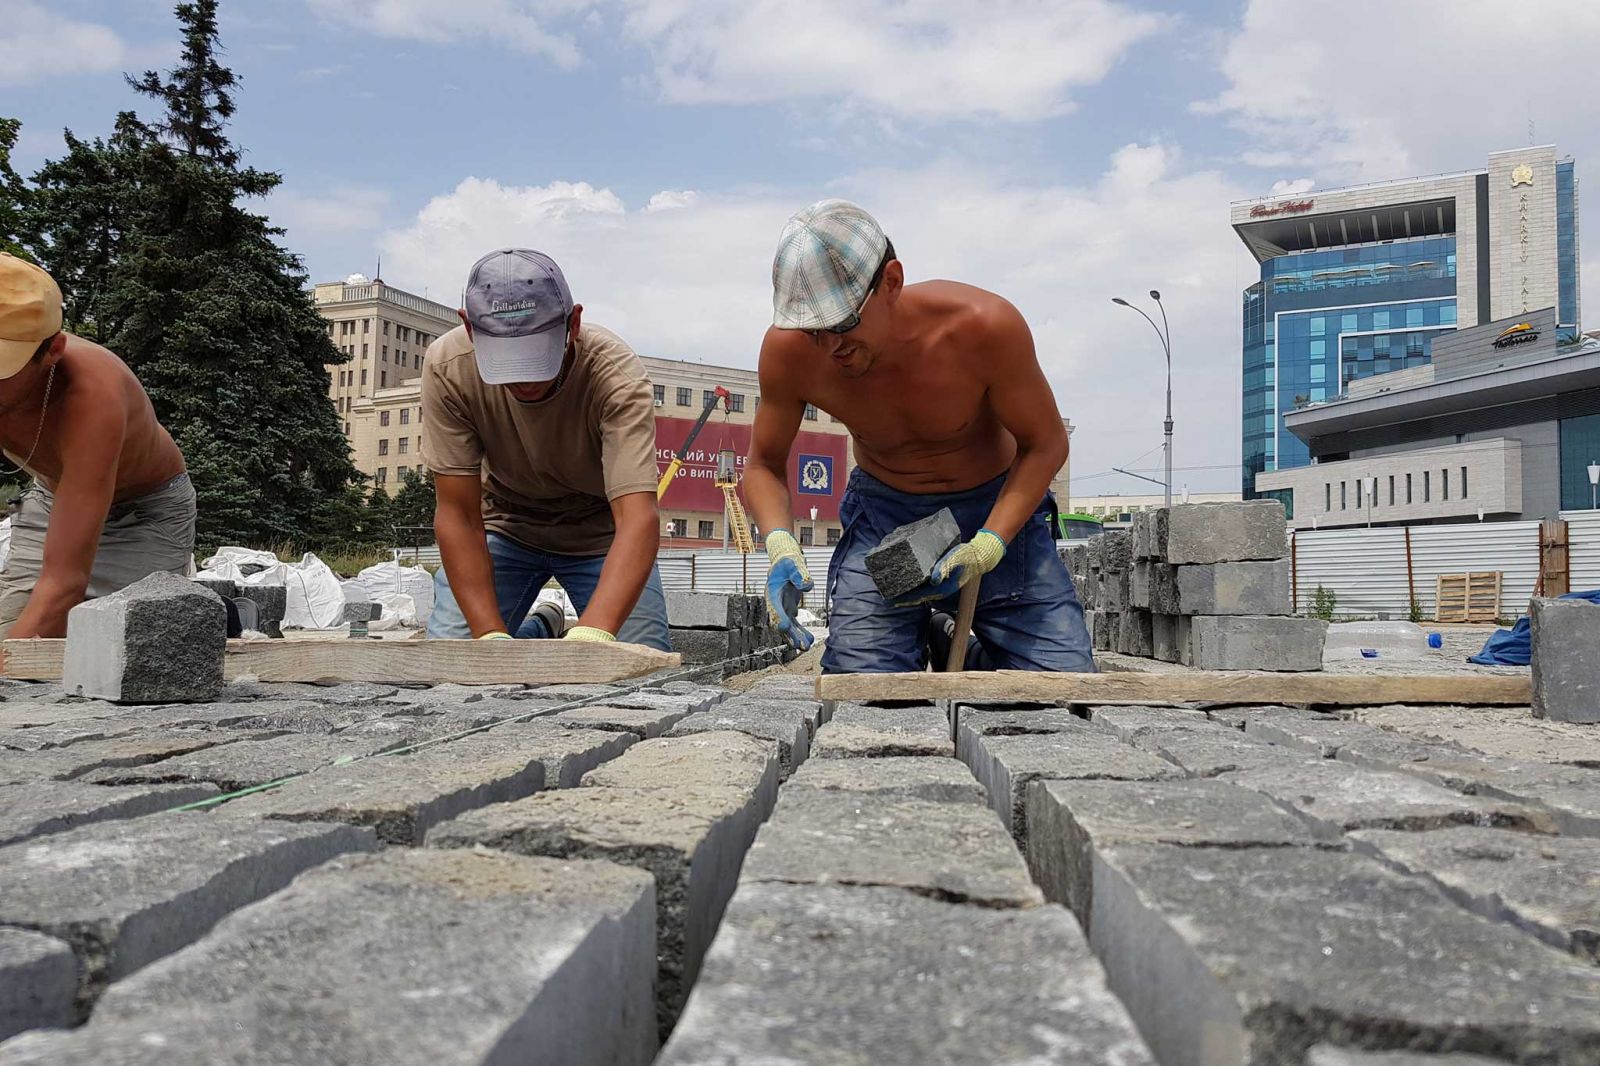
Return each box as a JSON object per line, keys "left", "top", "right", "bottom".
{"left": 1366, "top": 476, "right": 1377, "bottom": 529}
{"left": 1589, "top": 461, "right": 1599, "bottom": 510}
{"left": 1112, "top": 291, "right": 1173, "bottom": 507}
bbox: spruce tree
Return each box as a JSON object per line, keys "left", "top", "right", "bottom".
{"left": 28, "top": 0, "right": 359, "bottom": 551}
{"left": 0, "top": 118, "right": 31, "bottom": 260}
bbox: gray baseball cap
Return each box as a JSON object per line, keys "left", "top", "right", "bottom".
{"left": 463, "top": 248, "right": 574, "bottom": 384}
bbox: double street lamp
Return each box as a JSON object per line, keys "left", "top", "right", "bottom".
{"left": 1112, "top": 291, "right": 1173, "bottom": 508}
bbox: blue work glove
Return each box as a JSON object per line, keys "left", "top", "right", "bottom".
{"left": 764, "top": 529, "right": 815, "bottom": 652}
{"left": 891, "top": 529, "right": 1007, "bottom": 607}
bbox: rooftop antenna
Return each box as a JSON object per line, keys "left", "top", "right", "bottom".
{"left": 374, "top": 255, "right": 383, "bottom": 284}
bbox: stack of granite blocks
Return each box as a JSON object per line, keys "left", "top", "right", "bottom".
{"left": 666, "top": 590, "right": 797, "bottom": 675}
{"left": 1086, "top": 501, "right": 1325, "bottom": 670}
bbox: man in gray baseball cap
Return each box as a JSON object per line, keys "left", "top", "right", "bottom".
{"left": 420, "top": 248, "right": 669, "bottom": 649}
{"left": 743, "top": 200, "right": 1093, "bottom": 675}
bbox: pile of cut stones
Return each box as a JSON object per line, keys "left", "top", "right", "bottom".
{"left": 6, "top": 566, "right": 1600, "bottom": 1064}
{"left": 665, "top": 590, "right": 798, "bottom": 676}
{"left": 1070, "top": 500, "right": 1328, "bottom": 670}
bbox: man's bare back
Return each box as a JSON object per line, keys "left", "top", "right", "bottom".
{"left": 0, "top": 333, "right": 184, "bottom": 499}
{"left": 759, "top": 280, "right": 1030, "bottom": 494}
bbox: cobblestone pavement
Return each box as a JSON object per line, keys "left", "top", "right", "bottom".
{"left": 1, "top": 667, "right": 1596, "bottom": 1064}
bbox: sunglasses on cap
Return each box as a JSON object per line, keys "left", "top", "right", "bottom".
{"left": 811, "top": 250, "right": 892, "bottom": 337}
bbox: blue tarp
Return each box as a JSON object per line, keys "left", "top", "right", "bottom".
{"left": 1468, "top": 589, "right": 1600, "bottom": 665}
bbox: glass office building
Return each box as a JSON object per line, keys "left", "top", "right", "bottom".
{"left": 1232, "top": 146, "right": 1580, "bottom": 499}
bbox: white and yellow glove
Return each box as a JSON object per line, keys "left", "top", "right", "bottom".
{"left": 892, "top": 529, "right": 1006, "bottom": 607}
{"left": 764, "top": 529, "right": 815, "bottom": 651}
{"left": 564, "top": 625, "right": 616, "bottom": 642}
{"left": 476, "top": 631, "right": 513, "bottom": 640}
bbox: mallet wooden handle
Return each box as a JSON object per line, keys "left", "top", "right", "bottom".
{"left": 945, "top": 577, "right": 981, "bottom": 673}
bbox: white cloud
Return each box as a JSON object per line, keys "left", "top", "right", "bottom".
{"left": 302, "top": 0, "right": 1166, "bottom": 121}
{"left": 0, "top": 1, "right": 127, "bottom": 86}
{"left": 617, "top": 0, "right": 1170, "bottom": 121}
{"left": 378, "top": 149, "right": 1254, "bottom": 493}
{"left": 306, "top": 0, "right": 582, "bottom": 67}
{"left": 1269, "top": 177, "right": 1314, "bottom": 196}
{"left": 1203, "top": 0, "right": 1600, "bottom": 185}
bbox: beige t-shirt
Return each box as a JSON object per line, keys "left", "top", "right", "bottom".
{"left": 420, "top": 322, "right": 658, "bottom": 556}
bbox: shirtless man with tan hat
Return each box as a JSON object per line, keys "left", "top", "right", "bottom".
{"left": 0, "top": 254, "right": 193, "bottom": 639}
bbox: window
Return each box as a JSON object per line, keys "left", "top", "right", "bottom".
{"left": 397, "top": 465, "right": 408, "bottom": 479}
{"left": 730, "top": 393, "right": 746, "bottom": 413}
{"left": 363, "top": 319, "right": 370, "bottom": 334}
{"left": 380, "top": 411, "right": 390, "bottom": 426}
{"left": 383, "top": 321, "right": 390, "bottom": 336}
{"left": 1340, "top": 482, "right": 1347, "bottom": 510}
{"left": 676, "top": 387, "right": 692, "bottom": 407}
{"left": 414, "top": 354, "right": 421, "bottom": 370}
{"left": 361, "top": 344, "right": 368, "bottom": 357}
{"left": 698, "top": 520, "right": 715, "bottom": 540}
{"left": 1389, "top": 476, "right": 1396, "bottom": 507}
{"left": 1406, "top": 473, "right": 1413, "bottom": 504}
{"left": 380, "top": 371, "right": 387, "bottom": 388}
{"left": 378, "top": 439, "right": 389, "bottom": 456}
{"left": 382, "top": 346, "right": 388, "bottom": 362}
{"left": 703, "top": 389, "right": 717, "bottom": 407}
{"left": 799, "top": 526, "right": 814, "bottom": 546}
{"left": 416, "top": 436, "right": 422, "bottom": 452}
{"left": 398, "top": 438, "right": 409, "bottom": 454}
{"left": 653, "top": 385, "right": 665, "bottom": 405}
{"left": 1423, "top": 471, "right": 1430, "bottom": 502}
{"left": 826, "top": 527, "right": 841, "bottom": 545}
{"left": 804, "top": 404, "right": 819, "bottom": 421}
{"left": 1355, "top": 480, "right": 1363, "bottom": 509}
{"left": 1441, "top": 468, "right": 1449, "bottom": 501}
{"left": 1461, "top": 466, "right": 1468, "bottom": 498}
{"left": 399, "top": 409, "right": 410, "bottom": 425}
{"left": 343, "top": 422, "right": 350, "bottom": 434}
{"left": 1325, "top": 483, "right": 1332, "bottom": 512}
{"left": 361, "top": 368, "right": 368, "bottom": 385}
{"left": 376, "top": 467, "right": 387, "bottom": 484}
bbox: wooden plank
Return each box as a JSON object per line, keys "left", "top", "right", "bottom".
{"left": 1, "top": 638, "right": 680, "bottom": 685}
{"left": 814, "top": 670, "right": 1531, "bottom": 707}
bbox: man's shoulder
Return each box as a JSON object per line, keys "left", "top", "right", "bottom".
{"left": 578, "top": 323, "right": 648, "bottom": 388}
{"left": 422, "top": 326, "right": 477, "bottom": 390}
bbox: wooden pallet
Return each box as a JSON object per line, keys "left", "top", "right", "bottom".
{"left": 1, "top": 638, "right": 679, "bottom": 686}
{"left": 1435, "top": 571, "right": 1502, "bottom": 624}
{"left": 814, "top": 670, "right": 1531, "bottom": 707}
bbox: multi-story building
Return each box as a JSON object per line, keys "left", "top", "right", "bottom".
{"left": 317, "top": 279, "right": 1074, "bottom": 547}
{"left": 1231, "top": 146, "right": 1580, "bottom": 501}
{"left": 312, "top": 274, "right": 457, "bottom": 438}
{"left": 1256, "top": 307, "right": 1600, "bottom": 529}
{"left": 1074, "top": 491, "right": 1242, "bottom": 528}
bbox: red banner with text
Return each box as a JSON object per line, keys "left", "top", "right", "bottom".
{"left": 654, "top": 417, "right": 848, "bottom": 521}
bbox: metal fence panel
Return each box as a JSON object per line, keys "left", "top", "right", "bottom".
{"left": 657, "top": 548, "right": 838, "bottom": 598}
{"left": 1290, "top": 527, "right": 1410, "bottom": 618}
{"left": 1561, "top": 510, "right": 1600, "bottom": 591}
{"left": 1291, "top": 521, "right": 1540, "bottom": 620}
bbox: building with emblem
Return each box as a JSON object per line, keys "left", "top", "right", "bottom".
{"left": 1231, "top": 145, "right": 1580, "bottom": 501}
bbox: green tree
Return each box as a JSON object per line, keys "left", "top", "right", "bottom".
{"left": 388, "top": 468, "right": 437, "bottom": 532}
{"left": 27, "top": 0, "right": 358, "bottom": 551}
{"left": 0, "top": 117, "right": 32, "bottom": 259}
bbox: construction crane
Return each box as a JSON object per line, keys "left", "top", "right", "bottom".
{"left": 656, "top": 384, "right": 755, "bottom": 553}
{"left": 657, "top": 386, "right": 731, "bottom": 499}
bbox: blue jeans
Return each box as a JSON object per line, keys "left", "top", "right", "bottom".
{"left": 428, "top": 532, "right": 671, "bottom": 651}
{"left": 821, "top": 468, "right": 1095, "bottom": 674}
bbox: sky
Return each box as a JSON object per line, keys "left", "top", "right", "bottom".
{"left": 6, "top": 0, "right": 1600, "bottom": 498}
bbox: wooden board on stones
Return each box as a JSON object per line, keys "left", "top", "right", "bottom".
{"left": 814, "top": 670, "right": 1531, "bottom": 707}
{"left": 1, "top": 638, "right": 679, "bottom": 685}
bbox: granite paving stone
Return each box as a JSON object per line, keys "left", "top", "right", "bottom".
{"left": 0, "top": 929, "right": 76, "bottom": 1041}
{"left": 0, "top": 780, "right": 219, "bottom": 846}
{"left": 865, "top": 508, "right": 961, "bottom": 599}
{"left": 656, "top": 884, "right": 1155, "bottom": 1066}
{"left": 581, "top": 732, "right": 780, "bottom": 818}
{"left": 666, "top": 701, "right": 813, "bottom": 778}
{"left": 952, "top": 706, "right": 1081, "bottom": 766}
{"left": 0, "top": 730, "right": 269, "bottom": 786}
{"left": 0, "top": 850, "right": 657, "bottom": 1066}
{"left": 1351, "top": 826, "right": 1600, "bottom": 963}
{"left": 741, "top": 786, "right": 1042, "bottom": 908}
{"left": 61, "top": 572, "right": 226, "bottom": 703}
{"left": 813, "top": 704, "right": 953, "bottom": 758}
{"left": 1307, "top": 1049, "right": 1516, "bottom": 1066}
{"left": 1351, "top": 705, "right": 1600, "bottom": 769}
{"left": 0, "top": 812, "right": 374, "bottom": 1013}
{"left": 1091, "top": 845, "right": 1600, "bottom": 1066}
{"left": 1134, "top": 727, "right": 1320, "bottom": 779}
{"left": 783, "top": 755, "right": 988, "bottom": 805}
{"left": 80, "top": 732, "right": 409, "bottom": 792}
{"left": 1089, "top": 705, "right": 1213, "bottom": 743}
{"left": 549, "top": 704, "right": 694, "bottom": 739}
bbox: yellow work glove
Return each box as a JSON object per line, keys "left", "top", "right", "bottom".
{"left": 765, "top": 529, "right": 815, "bottom": 652}
{"left": 564, "top": 625, "right": 616, "bottom": 642}
{"left": 892, "top": 529, "right": 1006, "bottom": 607}
{"left": 476, "top": 631, "right": 513, "bottom": 640}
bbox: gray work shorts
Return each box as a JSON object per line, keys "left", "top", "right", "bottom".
{"left": 0, "top": 472, "right": 197, "bottom": 638}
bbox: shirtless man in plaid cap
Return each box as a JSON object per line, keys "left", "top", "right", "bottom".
{"left": 742, "top": 200, "right": 1093, "bottom": 675}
